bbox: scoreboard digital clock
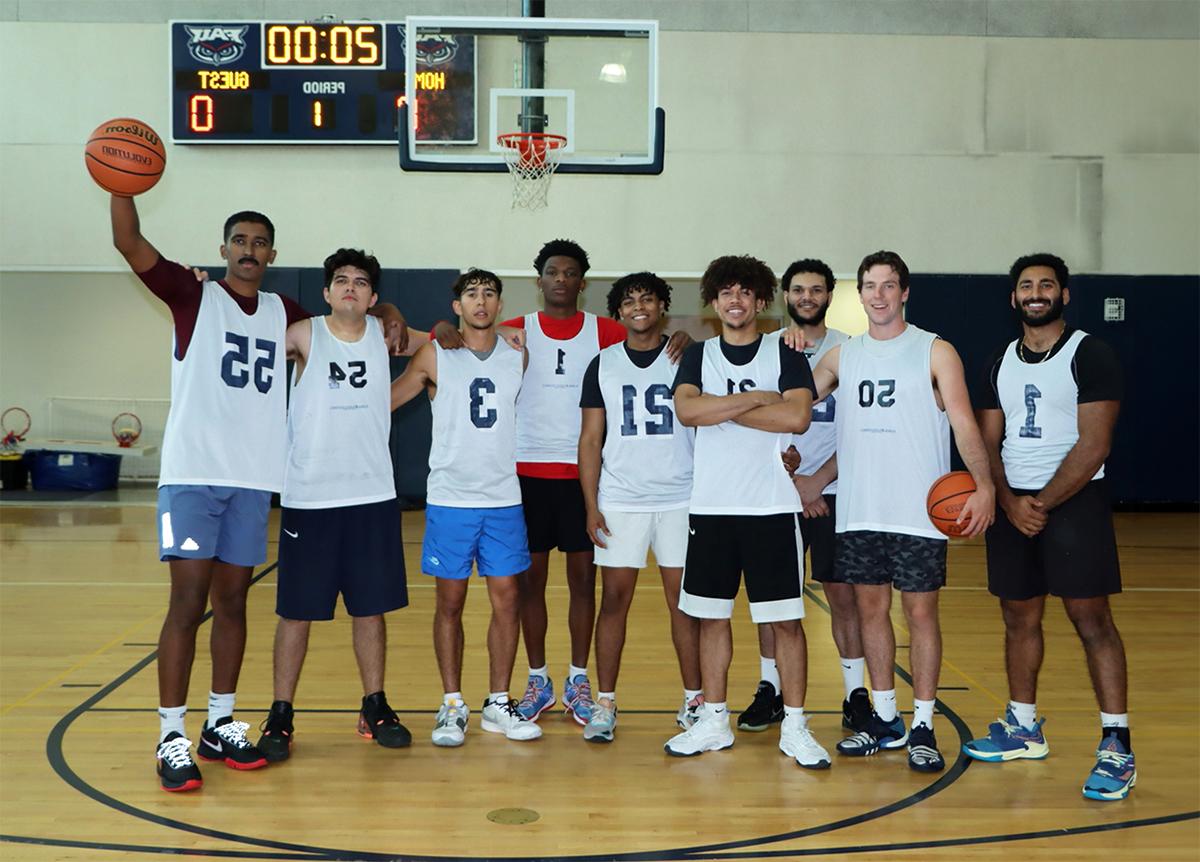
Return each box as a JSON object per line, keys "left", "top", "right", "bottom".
{"left": 170, "top": 21, "right": 476, "bottom": 144}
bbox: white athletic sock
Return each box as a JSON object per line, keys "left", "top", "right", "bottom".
{"left": 597, "top": 691, "right": 616, "bottom": 706}
{"left": 1009, "top": 700, "right": 1037, "bottom": 729}
{"left": 158, "top": 705, "right": 186, "bottom": 742}
{"left": 912, "top": 698, "right": 936, "bottom": 730}
{"left": 568, "top": 663, "right": 588, "bottom": 681}
{"left": 488, "top": 691, "right": 509, "bottom": 706}
{"left": 443, "top": 691, "right": 464, "bottom": 705}
{"left": 840, "top": 656, "right": 865, "bottom": 699}
{"left": 1100, "top": 711, "right": 1129, "bottom": 728}
{"left": 872, "top": 689, "right": 898, "bottom": 722}
{"left": 528, "top": 665, "right": 548, "bottom": 683}
{"left": 684, "top": 688, "right": 703, "bottom": 703}
{"left": 208, "top": 691, "right": 235, "bottom": 727}
{"left": 783, "top": 705, "right": 805, "bottom": 720}
{"left": 759, "top": 656, "right": 781, "bottom": 691}
{"left": 706, "top": 702, "right": 728, "bottom": 720}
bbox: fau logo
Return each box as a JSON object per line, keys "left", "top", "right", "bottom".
{"left": 184, "top": 25, "right": 248, "bottom": 66}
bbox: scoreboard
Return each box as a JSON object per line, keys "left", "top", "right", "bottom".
{"left": 170, "top": 21, "right": 476, "bottom": 144}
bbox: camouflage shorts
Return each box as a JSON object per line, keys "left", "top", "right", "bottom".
{"left": 834, "top": 530, "right": 947, "bottom": 592}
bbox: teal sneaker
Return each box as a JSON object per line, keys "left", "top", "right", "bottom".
{"left": 583, "top": 701, "right": 617, "bottom": 743}
{"left": 963, "top": 708, "right": 1049, "bottom": 762}
{"left": 516, "top": 675, "right": 556, "bottom": 721}
{"left": 1082, "top": 733, "right": 1136, "bottom": 801}
{"left": 564, "top": 674, "right": 594, "bottom": 725}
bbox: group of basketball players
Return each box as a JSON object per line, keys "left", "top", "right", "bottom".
{"left": 107, "top": 193, "right": 1135, "bottom": 803}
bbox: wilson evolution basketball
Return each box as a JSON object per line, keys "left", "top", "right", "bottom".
{"left": 84, "top": 118, "right": 166, "bottom": 196}
{"left": 927, "top": 470, "right": 977, "bottom": 537}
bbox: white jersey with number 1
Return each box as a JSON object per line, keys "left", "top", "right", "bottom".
{"left": 515, "top": 311, "right": 599, "bottom": 465}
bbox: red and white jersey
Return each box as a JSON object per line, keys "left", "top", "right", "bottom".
{"left": 515, "top": 311, "right": 600, "bottom": 465}
{"left": 159, "top": 280, "right": 288, "bottom": 491}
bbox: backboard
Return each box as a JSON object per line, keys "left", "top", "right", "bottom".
{"left": 399, "top": 16, "right": 663, "bottom": 174}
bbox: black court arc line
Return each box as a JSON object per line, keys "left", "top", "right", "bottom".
{"left": 8, "top": 569, "right": 1189, "bottom": 861}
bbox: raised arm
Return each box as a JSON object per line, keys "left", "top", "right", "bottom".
{"left": 110, "top": 194, "right": 160, "bottom": 273}
{"left": 578, "top": 406, "right": 609, "bottom": 547}
{"left": 932, "top": 339, "right": 995, "bottom": 537}
{"left": 390, "top": 341, "right": 436, "bottom": 411}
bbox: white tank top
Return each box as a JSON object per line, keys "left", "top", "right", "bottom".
{"left": 159, "top": 281, "right": 288, "bottom": 491}
{"left": 282, "top": 317, "right": 395, "bottom": 509}
{"left": 426, "top": 341, "right": 524, "bottom": 508}
{"left": 793, "top": 328, "right": 849, "bottom": 495}
{"left": 690, "top": 333, "right": 801, "bottom": 516}
{"left": 835, "top": 325, "right": 950, "bottom": 540}
{"left": 515, "top": 312, "right": 599, "bottom": 464}
{"left": 996, "top": 330, "right": 1102, "bottom": 490}
{"left": 596, "top": 342, "right": 694, "bottom": 512}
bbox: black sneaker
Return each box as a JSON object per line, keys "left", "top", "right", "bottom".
{"left": 907, "top": 724, "right": 946, "bottom": 772}
{"left": 156, "top": 732, "right": 203, "bottom": 792}
{"left": 836, "top": 712, "right": 908, "bottom": 756}
{"left": 257, "top": 700, "right": 294, "bottom": 763}
{"left": 737, "top": 681, "right": 784, "bottom": 732}
{"left": 198, "top": 716, "right": 268, "bottom": 769}
{"left": 842, "top": 687, "right": 872, "bottom": 733}
{"left": 356, "top": 691, "right": 412, "bottom": 749}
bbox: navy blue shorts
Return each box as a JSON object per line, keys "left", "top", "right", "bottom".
{"left": 157, "top": 484, "right": 270, "bottom": 567}
{"left": 276, "top": 498, "right": 408, "bottom": 620}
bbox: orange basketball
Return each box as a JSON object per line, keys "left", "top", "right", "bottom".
{"left": 927, "top": 471, "right": 977, "bottom": 537}
{"left": 84, "top": 118, "right": 166, "bottom": 196}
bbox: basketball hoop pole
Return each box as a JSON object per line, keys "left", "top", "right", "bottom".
{"left": 520, "top": 0, "right": 547, "bottom": 135}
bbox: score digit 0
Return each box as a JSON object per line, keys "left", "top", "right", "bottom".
{"left": 189, "top": 94, "right": 214, "bottom": 132}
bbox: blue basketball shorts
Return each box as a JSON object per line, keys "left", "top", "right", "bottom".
{"left": 157, "top": 484, "right": 270, "bottom": 567}
{"left": 422, "top": 504, "right": 531, "bottom": 580}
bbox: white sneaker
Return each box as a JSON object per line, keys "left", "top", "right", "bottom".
{"left": 480, "top": 698, "right": 542, "bottom": 741}
{"left": 779, "top": 712, "right": 831, "bottom": 769}
{"left": 676, "top": 693, "right": 704, "bottom": 729}
{"left": 664, "top": 704, "right": 734, "bottom": 756}
{"left": 432, "top": 699, "right": 469, "bottom": 747}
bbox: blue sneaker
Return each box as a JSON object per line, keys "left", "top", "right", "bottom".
{"left": 563, "top": 674, "right": 594, "bottom": 725}
{"left": 516, "top": 675, "right": 556, "bottom": 722}
{"left": 963, "top": 708, "right": 1049, "bottom": 762}
{"left": 1082, "top": 734, "right": 1137, "bottom": 801}
{"left": 836, "top": 712, "right": 907, "bottom": 756}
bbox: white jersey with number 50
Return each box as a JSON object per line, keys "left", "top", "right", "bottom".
{"left": 427, "top": 342, "right": 524, "bottom": 508}
{"left": 793, "top": 328, "right": 849, "bottom": 494}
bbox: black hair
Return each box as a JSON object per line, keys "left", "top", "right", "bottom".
{"left": 856, "top": 250, "right": 909, "bottom": 292}
{"left": 606, "top": 271, "right": 672, "bottom": 318}
{"left": 699, "top": 255, "right": 776, "bottom": 305}
{"left": 780, "top": 258, "right": 836, "bottom": 293}
{"left": 322, "top": 248, "right": 380, "bottom": 291}
{"left": 452, "top": 268, "right": 503, "bottom": 297}
{"left": 1009, "top": 253, "right": 1069, "bottom": 290}
{"left": 223, "top": 210, "right": 275, "bottom": 244}
{"left": 533, "top": 239, "right": 590, "bottom": 275}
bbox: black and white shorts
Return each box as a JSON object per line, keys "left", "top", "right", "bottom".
{"left": 985, "top": 479, "right": 1121, "bottom": 601}
{"left": 835, "top": 529, "right": 947, "bottom": 593}
{"left": 679, "top": 513, "right": 805, "bottom": 623}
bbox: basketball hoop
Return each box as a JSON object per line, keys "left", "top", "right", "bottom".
{"left": 498, "top": 133, "right": 567, "bottom": 211}
{"left": 1, "top": 406, "right": 30, "bottom": 452}
{"left": 112, "top": 412, "right": 142, "bottom": 448}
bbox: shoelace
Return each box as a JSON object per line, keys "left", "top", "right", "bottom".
{"left": 518, "top": 680, "right": 544, "bottom": 708}
{"left": 213, "top": 719, "right": 253, "bottom": 748}
{"left": 751, "top": 684, "right": 775, "bottom": 710}
{"left": 158, "top": 736, "right": 194, "bottom": 768}
{"left": 260, "top": 711, "right": 292, "bottom": 735}
{"left": 496, "top": 698, "right": 527, "bottom": 721}
{"left": 572, "top": 680, "right": 594, "bottom": 706}
{"left": 1095, "top": 748, "right": 1132, "bottom": 771}
{"left": 439, "top": 703, "right": 465, "bottom": 725}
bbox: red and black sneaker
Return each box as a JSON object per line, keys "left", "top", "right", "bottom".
{"left": 356, "top": 691, "right": 412, "bottom": 749}
{"left": 198, "top": 716, "right": 268, "bottom": 769}
{"left": 156, "top": 732, "right": 203, "bottom": 792}
{"left": 256, "top": 700, "right": 294, "bottom": 763}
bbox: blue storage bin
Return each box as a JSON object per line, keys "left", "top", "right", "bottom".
{"left": 27, "top": 450, "right": 122, "bottom": 491}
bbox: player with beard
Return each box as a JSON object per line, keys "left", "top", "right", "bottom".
{"left": 737, "top": 260, "right": 870, "bottom": 737}
{"left": 963, "top": 254, "right": 1133, "bottom": 801}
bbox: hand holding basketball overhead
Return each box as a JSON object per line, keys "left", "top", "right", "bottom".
{"left": 927, "top": 471, "right": 994, "bottom": 538}
{"left": 85, "top": 118, "right": 166, "bottom": 196}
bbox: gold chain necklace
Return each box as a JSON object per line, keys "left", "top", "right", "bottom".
{"left": 1020, "top": 326, "right": 1066, "bottom": 363}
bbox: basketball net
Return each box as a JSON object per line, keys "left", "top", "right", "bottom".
{"left": 498, "top": 133, "right": 566, "bottom": 211}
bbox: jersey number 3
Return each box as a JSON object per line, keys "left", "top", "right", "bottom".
{"left": 620, "top": 384, "right": 674, "bottom": 437}
{"left": 470, "top": 378, "right": 498, "bottom": 429}
{"left": 221, "top": 333, "right": 276, "bottom": 394}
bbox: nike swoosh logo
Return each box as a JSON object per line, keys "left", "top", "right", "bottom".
{"left": 284, "top": 529, "right": 299, "bottom": 538}
{"left": 202, "top": 736, "right": 223, "bottom": 751}
{"left": 688, "top": 528, "right": 695, "bottom": 536}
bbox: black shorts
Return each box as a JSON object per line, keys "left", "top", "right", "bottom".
{"left": 985, "top": 479, "right": 1121, "bottom": 601}
{"left": 518, "top": 475, "right": 592, "bottom": 554}
{"left": 276, "top": 498, "right": 408, "bottom": 620}
{"left": 835, "top": 529, "right": 947, "bottom": 592}
{"left": 679, "top": 513, "right": 805, "bottom": 623}
{"left": 800, "top": 495, "right": 837, "bottom": 583}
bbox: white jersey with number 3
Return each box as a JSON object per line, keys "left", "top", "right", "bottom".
{"left": 836, "top": 325, "right": 949, "bottom": 540}
{"left": 793, "top": 328, "right": 849, "bottom": 494}
{"left": 427, "top": 342, "right": 524, "bottom": 508}
{"left": 160, "top": 280, "right": 288, "bottom": 491}
{"left": 282, "top": 317, "right": 394, "bottom": 509}
{"left": 996, "top": 329, "right": 1101, "bottom": 490}
{"left": 596, "top": 343, "right": 693, "bottom": 512}
{"left": 515, "top": 312, "right": 599, "bottom": 464}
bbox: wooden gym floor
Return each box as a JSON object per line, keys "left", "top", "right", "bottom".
{"left": 0, "top": 500, "right": 1197, "bottom": 861}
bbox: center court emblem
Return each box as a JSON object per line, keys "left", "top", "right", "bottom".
{"left": 184, "top": 25, "right": 248, "bottom": 66}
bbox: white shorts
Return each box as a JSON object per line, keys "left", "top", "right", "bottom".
{"left": 593, "top": 506, "right": 689, "bottom": 569}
